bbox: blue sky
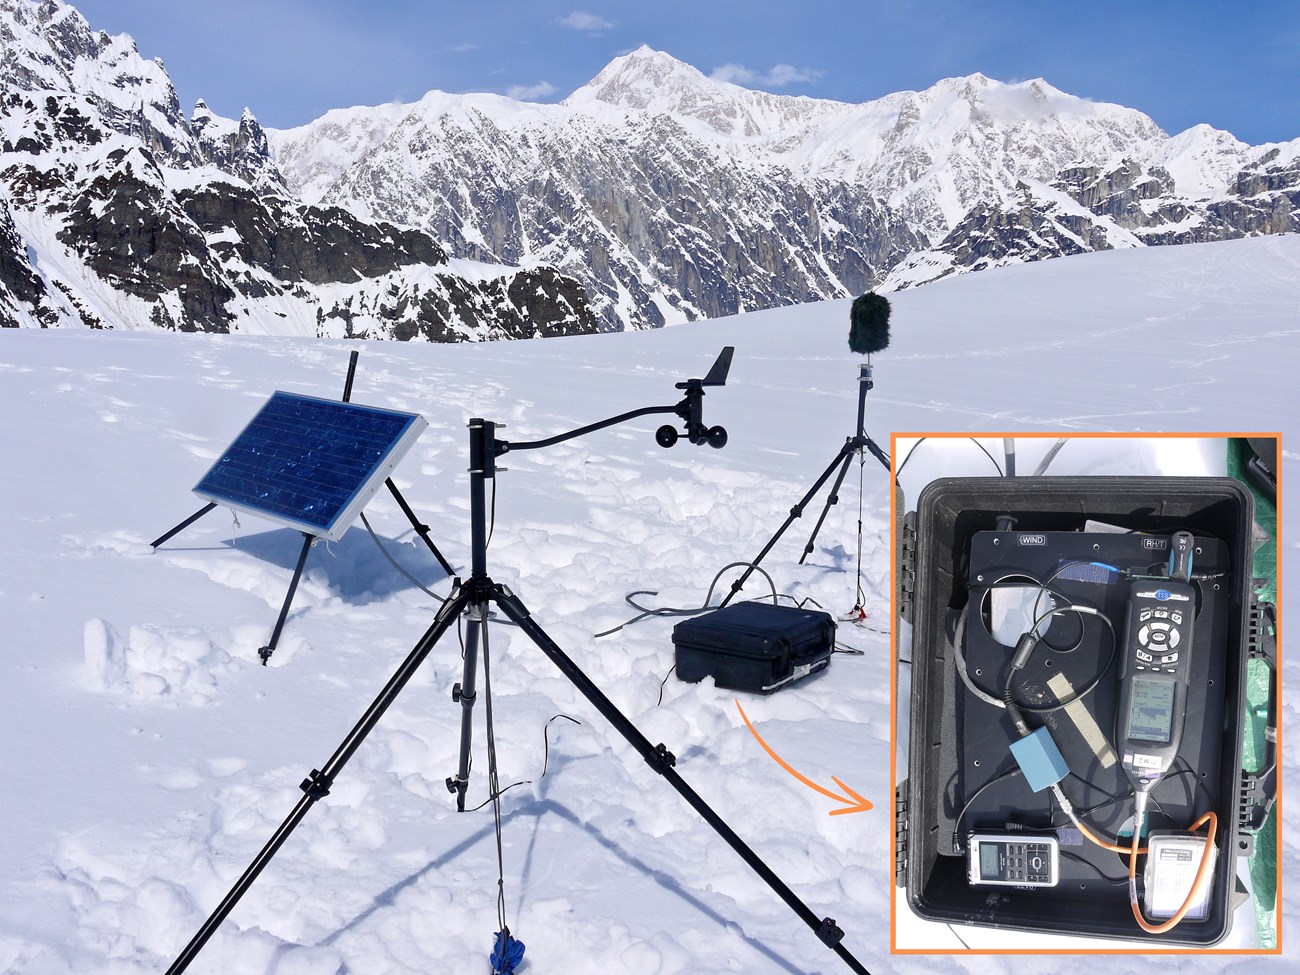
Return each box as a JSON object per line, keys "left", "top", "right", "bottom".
{"left": 68, "top": 0, "right": 1298, "bottom": 143}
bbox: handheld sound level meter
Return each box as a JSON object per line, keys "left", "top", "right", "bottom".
{"left": 1115, "top": 532, "right": 1197, "bottom": 791}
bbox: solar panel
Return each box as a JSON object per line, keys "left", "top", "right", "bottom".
{"left": 194, "top": 391, "right": 428, "bottom": 542}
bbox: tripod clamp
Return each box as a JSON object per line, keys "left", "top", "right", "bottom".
{"left": 647, "top": 742, "right": 678, "bottom": 774}
{"left": 300, "top": 768, "right": 333, "bottom": 799}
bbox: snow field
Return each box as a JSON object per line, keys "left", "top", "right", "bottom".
{"left": 6, "top": 321, "right": 888, "bottom": 972}
{"left": 1, "top": 234, "right": 1297, "bottom": 973}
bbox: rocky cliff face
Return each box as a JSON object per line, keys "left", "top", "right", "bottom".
{"left": 311, "top": 105, "right": 922, "bottom": 329}
{"left": 883, "top": 146, "right": 1299, "bottom": 287}
{"left": 0, "top": 0, "right": 598, "bottom": 340}
{"left": 0, "top": 191, "right": 55, "bottom": 326}
{"left": 273, "top": 48, "right": 1299, "bottom": 325}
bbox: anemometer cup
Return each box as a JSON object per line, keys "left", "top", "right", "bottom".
{"left": 659, "top": 421, "right": 728, "bottom": 448}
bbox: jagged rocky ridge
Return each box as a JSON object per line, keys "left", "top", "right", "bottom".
{"left": 272, "top": 48, "right": 1299, "bottom": 329}
{"left": 0, "top": 0, "right": 597, "bottom": 339}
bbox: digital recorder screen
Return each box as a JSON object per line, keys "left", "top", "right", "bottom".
{"left": 980, "top": 843, "right": 1000, "bottom": 880}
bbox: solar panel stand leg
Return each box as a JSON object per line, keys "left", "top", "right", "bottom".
{"left": 164, "top": 584, "right": 470, "bottom": 974}
{"left": 343, "top": 353, "right": 451, "bottom": 581}
{"left": 259, "top": 532, "right": 314, "bottom": 666}
{"left": 341, "top": 349, "right": 360, "bottom": 402}
{"left": 343, "top": 346, "right": 454, "bottom": 578}
{"left": 386, "top": 477, "right": 456, "bottom": 578}
{"left": 149, "top": 502, "right": 218, "bottom": 549}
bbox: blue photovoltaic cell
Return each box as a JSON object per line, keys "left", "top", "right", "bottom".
{"left": 194, "top": 391, "right": 426, "bottom": 540}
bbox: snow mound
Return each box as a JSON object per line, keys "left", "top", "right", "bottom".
{"left": 83, "top": 619, "right": 236, "bottom": 702}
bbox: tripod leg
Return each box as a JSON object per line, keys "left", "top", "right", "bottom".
{"left": 447, "top": 604, "right": 485, "bottom": 810}
{"left": 861, "top": 434, "right": 890, "bottom": 474}
{"left": 721, "top": 442, "right": 856, "bottom": 608}
{"left": 259, "top": 532, "right": 314, "bottom": 665}
{"left": 150, "top": 502, "right": 218, "bottom": 549}
{"left": 491, "top": 586, "right": 869, "bottom": 975}
{"left": 796, "top": 450, "right": 855, "bottom": 566}
{"left": 164, "top": 585, "right": 470, "bottom": 975}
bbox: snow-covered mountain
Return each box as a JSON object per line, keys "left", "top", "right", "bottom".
{"left": 272, "top": 46, "right": 1300, "bottom": 329}
{"left": 0, "top": 0, "right": 598, "bottom": 339}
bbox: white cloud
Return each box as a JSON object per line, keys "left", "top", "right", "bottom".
{"left": 559, "top": 11, "right": 614, "bottom": 32}
{"left": 710, "top": 62, "right": 822, "bottom": 89}
{"left": 507, "top": 81, "right": 558, "bottom": 101}
{"left": 449, "top": 42, "right": 479, "bottom": 53}
{"left": 711, "top": 63, "right": 757, "bottom": 85}
{"left": 765, "top": 63, "right": 821, "bottom": 86}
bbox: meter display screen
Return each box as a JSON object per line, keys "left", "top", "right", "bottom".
{"left": 1128, "top": 677, "right": 1175, "bottom": 743}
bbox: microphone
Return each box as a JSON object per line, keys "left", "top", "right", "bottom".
{"left": 848, "top": 292, "right": 891, "bottom": 355}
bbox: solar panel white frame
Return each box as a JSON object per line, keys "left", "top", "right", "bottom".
{"left": 193, "top": 391, "right": 428, "bottom": 542}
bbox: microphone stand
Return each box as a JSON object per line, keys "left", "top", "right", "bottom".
{"left": 721, "top": 362, "right": 890, "bottom": 608}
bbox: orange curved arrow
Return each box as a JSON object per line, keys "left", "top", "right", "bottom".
{"left": 735, "top": 699, "right": 873, "bottom": 816}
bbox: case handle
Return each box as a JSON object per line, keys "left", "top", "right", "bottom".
{"left": 1238, "top": 601, "right": 1277, "bottom": 843}
{"left": 762, "top": 658, "right": 830, "bottom": 692}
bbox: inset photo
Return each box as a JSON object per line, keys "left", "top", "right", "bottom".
{"left": 890, "top": 434, "right": 1279, "bottom": 953}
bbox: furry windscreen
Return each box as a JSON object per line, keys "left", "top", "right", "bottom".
{"left": 849, "top": 292, "right": 891, "bottom": 355}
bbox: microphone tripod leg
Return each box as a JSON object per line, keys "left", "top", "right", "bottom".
{"left": 798, "top": 449, "right": 856, "bottom": 565}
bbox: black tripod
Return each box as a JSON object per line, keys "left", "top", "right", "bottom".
{"left": 149, "top": 351, "right": 456, "bottom": 664}
{"left": 164, "top": 348, "right": 870, "bottom": 975}
{"left": 721, "top": 363, "right": 890, "bottom": 609}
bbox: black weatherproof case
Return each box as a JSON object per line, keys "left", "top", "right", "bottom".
{"left": 673, "top": 602, "right": 835, "bottom": 694}
{"left": 895, "top": 476, "right": 1274, "bottom": 946}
